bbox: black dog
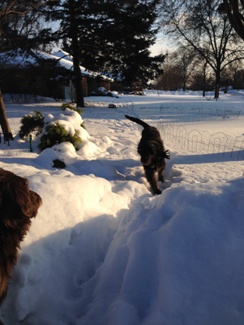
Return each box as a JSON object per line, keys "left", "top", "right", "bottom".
{"left": 125, "top": 115, "right": 170, "bottom": 195}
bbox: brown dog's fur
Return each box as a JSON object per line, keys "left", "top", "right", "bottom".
{"left": 0, "top": 169, "right": 42, "bottom": 304}
{"left": 125, "top": 115, "right": 170, "bottom": 195}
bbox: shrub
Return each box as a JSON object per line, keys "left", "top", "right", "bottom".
{"left": 61, "top": 103, "right": 85, "bottom": 129}
{"left": 61, "top": 103, "right": 83, "bottom": 115}
{"left": 38, "top": 122, "right": 82, "bottom": 151}
{"left": 19, "top": 111, "right": 44, "bottom": 138}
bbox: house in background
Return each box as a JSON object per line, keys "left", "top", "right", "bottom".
{"left": 0, "top": 49, "right": 113, "bottom": 101}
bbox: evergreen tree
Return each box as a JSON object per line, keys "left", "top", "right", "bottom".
{"left": 97, "top": 0, "right": 164, "bottom": 86}
{"left": 44, "top": 0, "right": 163, "bottom": 100}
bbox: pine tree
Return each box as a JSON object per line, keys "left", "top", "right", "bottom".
{"left": 44, "top": 0, "right": 163, "bottom": 95}
{"left": 97, "top": 0, "right": 164, "bottom": 86}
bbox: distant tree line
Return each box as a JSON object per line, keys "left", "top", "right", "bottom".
{"left": 152, "top": 47, "right": 244, "bottom": 94}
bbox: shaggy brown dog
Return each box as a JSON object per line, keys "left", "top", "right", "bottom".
{"left": 125, "top": 115, "right": 170, "bottom": 195}
{"left": 0, "top": 169, "right": 42, "bottom": 303}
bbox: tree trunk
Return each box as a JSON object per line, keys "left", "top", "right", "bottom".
{"left": 0, "top": 89, "right": 13, "bottom": 141}
{"left": 214, "top": 67, "right": 221, "bottom": 99}
{"left": 69, "top": 0, "right": 84, "bottom": 108}
{"left": 202, "top": 61, "right": 207, "bottom": 97}
{"left": 183, "top": 78, "right": 186, "bottom": 91}
{"left": 73, "top": 55, "right": 84, "bottom": 107}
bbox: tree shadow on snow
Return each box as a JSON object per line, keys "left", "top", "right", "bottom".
{"left": 173, "top": 150, "right": 244, "bottom": 164}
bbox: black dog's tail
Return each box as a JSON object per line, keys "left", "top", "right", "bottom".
{"left": 125, "top": 115, "right": 150, "bottom": 128}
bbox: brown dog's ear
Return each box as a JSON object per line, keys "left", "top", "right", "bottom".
{"left": 0, "top": 170, "right": 42, "bottom": 222}
{"left": 16, "top": 187, "right": 42, "bottom": 219}
{"left": 25, "top": 190, "right": 42, "bottom": 218}
{"left": 9, "top": 175, "right": 42, "bottom": 219}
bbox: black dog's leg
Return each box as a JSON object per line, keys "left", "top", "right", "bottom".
{"left": 158, "top": 167, "right": 165, "bottom": 183}
{"left": 144, "top": 168, "right": 162, "bottom": 195}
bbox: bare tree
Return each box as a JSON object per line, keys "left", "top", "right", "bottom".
{"left": 159, "top": 0, "right": 244, "bottom": 98}
{"left": 171, "top": 47, "right": 199, "bottom": 91}
{"left": 154, "top": 48, "right": 199, "bottom": 90}
{"left": 152, "top": 52, "right": 181, "bottom": 90}
{"left": 221, "top": 59, "right": 244, "bottom": 88}
{"left": 190, "top": 60, "right": 216, "bottom": 94}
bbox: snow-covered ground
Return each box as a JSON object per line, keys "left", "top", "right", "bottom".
{"left": 1, "top": 90, "right": 244, "bottom": 325}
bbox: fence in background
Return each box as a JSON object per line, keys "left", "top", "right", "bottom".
{"left": 121, "top": 102, "right": 244, "bottom": 160}
{"left": 159, "top": 123, "right": 244, "bottom": 160}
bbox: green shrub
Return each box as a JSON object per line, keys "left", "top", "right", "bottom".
{"left": 38, "top": 122, "right": 82, "bottom": 151}
{"left": 61, "top": 103, "right": 83, "bottom": 115}
{"left": 19, "top": 111, "right": 44, "bottom": 138}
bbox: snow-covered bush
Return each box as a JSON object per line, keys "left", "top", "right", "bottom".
{"left": 38, "top": 122, "right": 82, "bottom": 151}
{"left": 38, "top": 108, "right": 89, "bottom": 152}
{"left": 19, "top": 111, "right": 44, "bottom": 138}
{"left": 61, "top": 103, "right": 85, "bottom": 129}
{"left": 19, "top": 106, "right": 89, "bottom": 152}
{"left": 61, "top": 102, "right": 84, "bottom": 115}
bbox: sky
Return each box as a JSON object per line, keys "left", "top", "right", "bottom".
{"left": 150, "top": 32, "right": 171, "bottom": 56}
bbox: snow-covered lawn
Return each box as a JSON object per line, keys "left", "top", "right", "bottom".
{"left": 1, "top": 90, "right": 244, "bottom": 325}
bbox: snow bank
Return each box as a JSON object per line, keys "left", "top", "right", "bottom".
{"left": 1, "top": 91, "right": 244, "bottom": 325}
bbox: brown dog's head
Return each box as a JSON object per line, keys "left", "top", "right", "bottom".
{"left": 0, "top": 169, "right": 42, "bottom": 231}
{"left": 0, "top": 169, "right": 42, "bottom": 306}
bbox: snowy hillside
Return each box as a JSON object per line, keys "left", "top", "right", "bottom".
{"left": 1, "top": 90, "right": 244, "bottom": 325}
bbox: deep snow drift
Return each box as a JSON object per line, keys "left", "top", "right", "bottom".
{"left": 0, "top": 90, "right": 244, "bottom": 325}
